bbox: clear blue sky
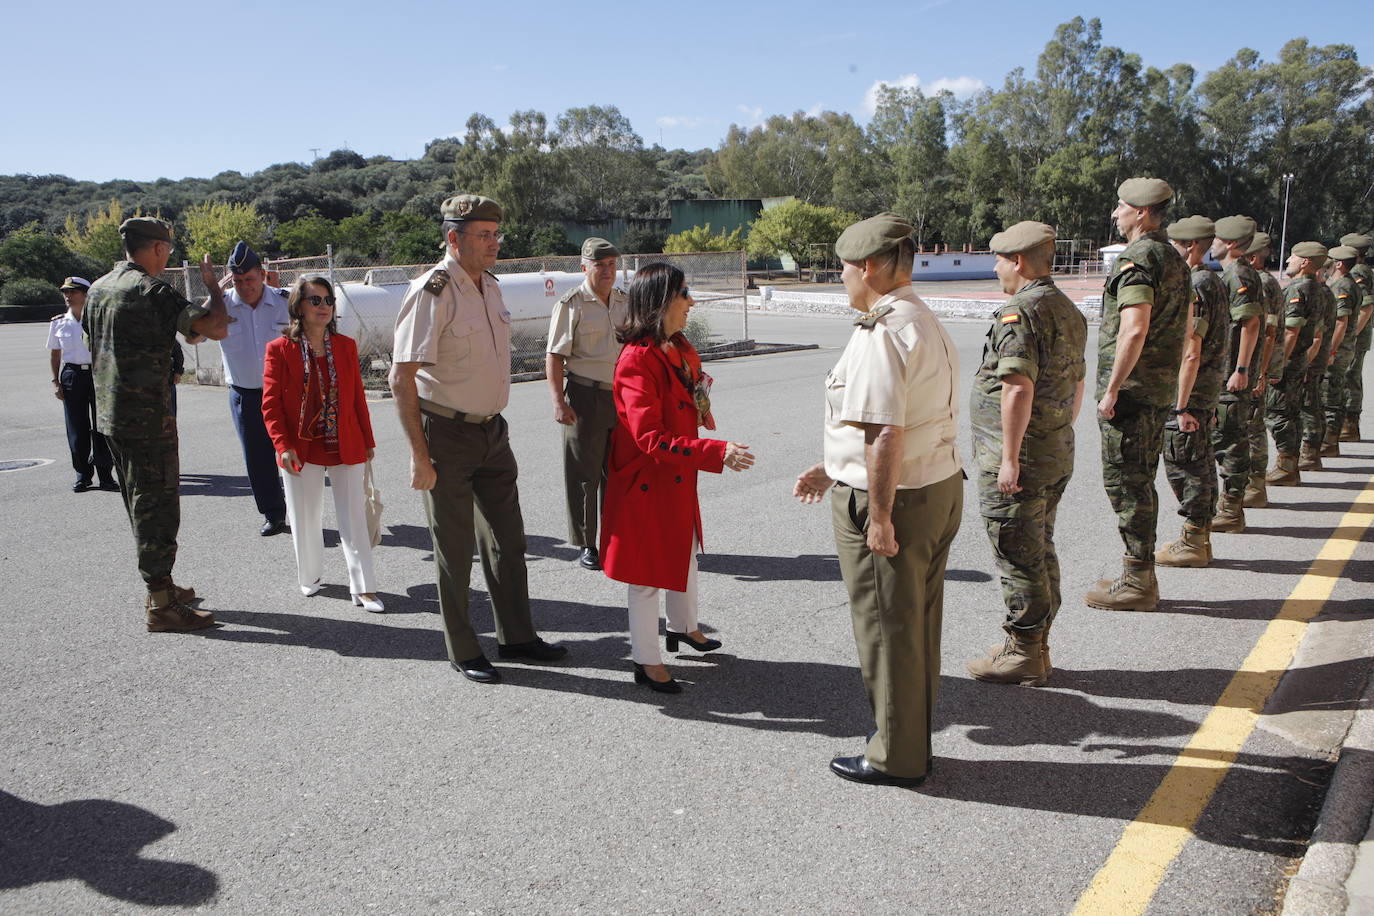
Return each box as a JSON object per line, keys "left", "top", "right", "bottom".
{"left": 6, "top": 0, "right": 1368, "bottom": 182}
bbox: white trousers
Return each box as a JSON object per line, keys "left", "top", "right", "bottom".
{"left": 281, "top": 462, "right": 377, "bottom": 595}
{"left": 627, "top": 540, "right": 699, "bottom": 666}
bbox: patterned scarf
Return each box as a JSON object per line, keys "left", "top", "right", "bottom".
{"left": 296, "top": 330, "right": 339, "bottom": 441}
{"left": 666, "top": 334, "right": 712, "bottom": 426}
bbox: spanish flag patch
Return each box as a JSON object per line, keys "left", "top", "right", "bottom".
{"left": 1238, "top": 286, "right": 1248, "bottom": 293}
{"left": 1001, "top": 313, "right": 1021, "bottom": 324}
{"left": 1289, "top": 297, "right": 1301, "bottom": 303}
{"left": 1119, "top": 261, "right": 1135, "bottom": 270}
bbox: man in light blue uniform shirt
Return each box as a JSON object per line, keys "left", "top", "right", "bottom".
{"left": 218, "top": 241, "right": 290, "bottom": 535}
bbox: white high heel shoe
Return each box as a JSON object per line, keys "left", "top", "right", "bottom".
{"left": 352, "top": 593, "right": 385, "bottom": 613}
{"left": 300, "top": 578, "right": 322, "bottom": 597}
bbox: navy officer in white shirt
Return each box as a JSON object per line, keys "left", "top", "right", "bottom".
{"left": 218, "top": 241, "right": 290, "bottom": 535}
{"left": 47, "top": 276, "right": 118, "bottom": 492}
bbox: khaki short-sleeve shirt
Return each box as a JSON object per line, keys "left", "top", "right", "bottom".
{"left": 392, "top": 254, "right": 512, "bottom": 416}
{"left": 823, "top": 287, "right": 963, "bottom": 491}
{"left": 545, "top": 279, "right": 629, "bottom": 383}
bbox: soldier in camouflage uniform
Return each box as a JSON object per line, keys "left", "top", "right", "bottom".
{"left": 1085, "top": 178, "right": 1190, "bottom": 613}
{"left": 966, "top": 221, "right": 1086, "bottom": 687}
{"left": 1155, "top": 216, "right": 1228, "bottom": 568}
{"left": 1338, "top": 233, "right": 1374, "bottom": 442}
{"left": 82, "top": 218, "right": 229, "bottom": 631}
{"left": 1243, "top": 233, "right": 1283, "bottom": 508}
{"left": 1298, "top": 264, "right": 1337, "bottom": 470}
{"left": 1321, "top": 246, "right": 1365, "bottom": 457}
{"left": 1265, "top": 242, "right": 1327, "bottom": 485}
{"left": 1208, "top": 216, "right": 1265, "bottom": 533}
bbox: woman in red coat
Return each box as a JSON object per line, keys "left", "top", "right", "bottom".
{"left": 261, "top": 276, "right": 383, "bottom": 612}
{"left": 599, "top": 263, "right": 755, "bottom": 692}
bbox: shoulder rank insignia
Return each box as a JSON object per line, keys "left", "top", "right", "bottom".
{"left": 424, "top": 270, "right": 450, "bottom": 296}
{"left": 1238, "top": 286, "right": 1248, "bottom": 293}
{"left": 853, "top": 303, "right": 894, "bottom": 328}
{"left": 1119, "top": 260, "right": 1136, "bottom": 271}
{"left": 484, "top": 269, "right": 500, "bottom": 283}
{"left": 1000, "top": 312, "right": 1021, "bottom": 324}
{"left": 1289, "top": 297, "right": 1302, "bottom": 303}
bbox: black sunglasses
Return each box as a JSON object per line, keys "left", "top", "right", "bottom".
{"left": 301, "top": 295, "right": 336, "bottom": 307}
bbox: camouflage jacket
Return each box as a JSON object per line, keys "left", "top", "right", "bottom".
{"left": 1219, "top": 259, "right": 1265, "bottom": 394}
{"left": 970, "top": 277, "right": 1087, "bottom": 491}
{"left": 1276, "top": 276, "right": 1321, "bottom": 381}
{"left": 1310, "top": 282, "right": 1338, "bottom": 372}
{"left": 1185, "top": 266, "right": 1230, "bottom": 411}
{"left": 1258, "top": 271, "right": 1284, "bottom": 377}
{"left": 1328, "top": 274, "right": 1362, "bottom": 356}
{"left": 1097, "top": 229, "right": 1190, "bottom": 407}
{"left": 1354, "top": 262, "right": 1374, "bottom": 347}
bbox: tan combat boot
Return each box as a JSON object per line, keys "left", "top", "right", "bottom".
{"left": 1298, "top": 441, "right": 1323, "bottom": 471}
{"left": 1242, "top": 475, "right": 1268, "bottom": 508}
{"left": 1155, "top": 523, "right": 1211, "bottom": 567}
{"left": 1265, "top": 453, "right": 1301, "bottom": 486}
{"left": 1084, "top": 557, "right": 1159, "bottom": 612}
{"left": 1211, "top": 494, "right": 1245, "bottom": 533}
{"left": 968, "top": 632, "right": 1047, "bottom": 686}
{"left": 987, "top": 625, "right": 1053, "bottom": 673}
{"left": 146, "top": 589, "right": 216, "bottom": 633}
{"left": 1340, "top": 416, "right": 1360, "bottom": 442}
{"left": 1320, "top": 428, "right": 1342, "bottom": 458}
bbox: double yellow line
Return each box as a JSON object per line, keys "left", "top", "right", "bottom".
{"left": 1073, "top": 471, "right": 1374, "bottom": 915}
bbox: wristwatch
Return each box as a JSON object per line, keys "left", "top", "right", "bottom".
{"left": 1236, "top": 365, "right": 1248, "bottom": 374}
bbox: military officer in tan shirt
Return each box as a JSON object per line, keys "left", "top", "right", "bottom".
{"left": 794, "top": 213, "right": 964, "bottom": 787}
{"left": 545, "top": 237, "right": 629, "bottom": 570}
{"left": 390, "top": 194, "right": 568, "bottom": 683}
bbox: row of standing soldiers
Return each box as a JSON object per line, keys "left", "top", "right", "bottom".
{"left": 967, "top": 177, "right": 1372, "bottom": 687}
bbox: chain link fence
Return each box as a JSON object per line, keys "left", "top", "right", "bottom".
{"left": 168, "top": 249, "right": 750, "bottom": 388}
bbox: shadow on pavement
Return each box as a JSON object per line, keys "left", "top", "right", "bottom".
{"left": 1242, "top": 523, "right": 1374, "bottom": 540}
{"left": 1262, "top": 500, "right": 1374, "bottom": 513}
{"left": 1145, "top": 596, "right": 1374, "bottom": 621}
{"left": 0, "top": 791, "right": 218, "bottom": 906}
{"left": 178, "top": 473, "right": 251, "bottom": 498}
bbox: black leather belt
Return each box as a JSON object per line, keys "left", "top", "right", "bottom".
{"left": 63, "top": 362, "right": 92, "bottom": 370}
{"left": 419, "top": 397, "right": 498, "bottom": 425}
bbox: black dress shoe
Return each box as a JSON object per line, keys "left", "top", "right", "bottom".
{"left": 497, "top": 638, "right": 568, "bottom": 662}
{"left": 632, "top": 662, "right": 682, "bottom": 694}
{"left": 97, "top": 479, "right": 121, "bottom": 492}
{"left": 665, "top": 630, "right": 722, "bottom": 653}
{"left": 829, "top": 755, "right": 927, "bottom": 787}
{"left": 72, "top": 479, "right": 92, "bottom": 493}
{"left": 260, "top": 518, "right": 289, "bottom": 537}
{"left": 451, "top": 655, "right": 501, "bottom": 683}
{"left": 578, "top": 547, "right": 601, "bottom": 570}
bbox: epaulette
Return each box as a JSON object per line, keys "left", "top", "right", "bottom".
{"left": 423, "top": 269, "right": 450, "bottom": 296}
{"left": 484, "top": 269, "right": 500, "bottom": 283}
{"left": 50, "top": 313, "right": 63, "bottom": 321}
{"left": 853, "top": 303, "right": 894, "bottom": 328}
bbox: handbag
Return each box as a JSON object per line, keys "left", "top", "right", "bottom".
{"left": 363, "top": 460, "right": 384, "bottom": 548}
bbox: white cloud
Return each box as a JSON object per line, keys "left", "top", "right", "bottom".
{"left": 656, "top": 115, "right": 706, "bottom": 129}
{"left": 804, "top": 102, "right": 825, "bottom": 118}
{"left": 861, "top": 73, "right": 987, "bottom": 115}
{"left": 736, "top": 104, "right": 764, "bottom": 123}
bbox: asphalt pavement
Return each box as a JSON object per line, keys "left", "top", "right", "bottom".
{"left": 1, "top": 310, "right": 1372, "bottom": 915}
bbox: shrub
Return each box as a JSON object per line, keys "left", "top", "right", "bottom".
{"left": 1, "top": 277, "right": 62, "bottom": 306}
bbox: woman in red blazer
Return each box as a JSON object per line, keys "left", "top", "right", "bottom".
{"left": 600, "top": 263, "right": 755, "bottom": 692}
{"left": 261, "top": 276, "right": 382, "bottom": 612}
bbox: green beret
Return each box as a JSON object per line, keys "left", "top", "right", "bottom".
{"left": 1340, "top": 233, "right": 1372, "bottom": 251}
{"left": 1329, "top": 245, "right": 1360, "bottom": 261}
{"left": 1291, "top": 241, "right": 1328, "bottom": 260}
{"left": 119, "top": 217, "right": 172, "bottom": 242}
{"left": 440, "top": 194, "right": 502, "bottom": 222}
{"left": 1214, "top": 215, "right": 1257, "bottom": 242}
{"left": 988, "top": 220, "right": 1055, "bottom": 256}
{"left": 580, "top": 237, "right": 619, "bottom": 260}
{"left": 835, "top": 213, "right": 914, "bottom": 263}
{"left": 1245, "top": 232, "right": 1272, "bottom": 256}
{"left": 1117, "top": 178, "right": 1173, "bottom": 208}
{"left": 1166, "top": 215, "right": 1215, "bottom": 242}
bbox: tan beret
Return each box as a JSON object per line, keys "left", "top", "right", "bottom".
{"left": 119, "top": 217, "right": 172, "bottom": 242}
{"left": 1291, "top": 241, "right": 1328, "bottom": 260}
{"left": 440, "top": 194, "right": 502, "bottom": 222}
{"left": 1330, "top": 245, "right": 1360, "bottom": 261}
{"left": 1245, "top": 232, "right": 1272, "bottom": 256}
{"left": 1214, "top": 215, "right": 1257, "bottom": 242}
{"left": 1166, "top": 215, "right": 1215, "bottom": 242}
{"left": 1340, "top": 233, "right": 1372, "bottom": 251}
{"left": 834, "top": 212, "right": 914, "bottom": 262}
{"left": 989, "top": 221, "right": 1055, "bottom": 255}
{"left": 580, "top": 237, "right": 619, "bottom": 260}
{"left": 1117, "top": 178, "right": 1173, "bottom": 208}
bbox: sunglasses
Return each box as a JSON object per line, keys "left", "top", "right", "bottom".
{"left": 301, "top": 295, "right": 336, "bottom": 307}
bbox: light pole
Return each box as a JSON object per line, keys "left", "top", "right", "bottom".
{"left": 1278, "top": 173, "right": 1295, "bottom": 277}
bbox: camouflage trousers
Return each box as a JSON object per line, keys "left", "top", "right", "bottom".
{"left": 1248, "top": 386, "right": 1269, "bottom": 473}
{"left": 1301, "top": 361, "right": 1330, "bottom": 446}
{"left": 107, "top": 434, "right": 180, "bottom": 591}
{"left": 1266, "top": 370, "right": 1305, "bottom": 456}
{"left": 1325, "top": 345, "right": 1358, "bottom": 431}
{"left": 977, "top": 471, "right": 1070, "bottom": 635}
{"left": 1344, "top": 333, "right": 1370, "bottom": 417}
{"left": 1211, "top": 395, "right": 1253, "bottom": 499}
{"left": 1162, "top": 414, "right": 1216, "bottom": 526}
{"left": 1099, "top": 398, "right": 1170, "bottom": 562}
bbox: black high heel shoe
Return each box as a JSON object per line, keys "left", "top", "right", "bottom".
{"left": 665, "top": 630, "right": 722, "bottom": 653}
{"left": 632, "top": 662, "right": 682, "bottom": 694}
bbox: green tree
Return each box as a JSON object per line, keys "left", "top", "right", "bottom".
{"left": 62, "top": 199, "right": 144, "bottom": 268}
{"left": 0, "top": 224, "right": 83, "bottom": 286}
{"left": 867, "top": 86, "right": 954, "bottom": 246}
{"left": 275, "top": 212, "right": 338, "bottom": 257}
{"left": 663, "top": 223, "right": 745, "bottom": 253}
{"left": 555, "top": 105, "right": 659, "bottom": 221}
{"left": 619, "top": 226, "right": 666, "bottom": 254}
{"left": 183, "top": 201, "right": 268, "bottom": 262}
{"left": 706, "top": 111, "right": 863, "bottom": 205}
{"left": 1, "top": 277, "right": 62, "bottom": 306}
{"left": 746, "top": 201, "right": 856, "bottom": 278}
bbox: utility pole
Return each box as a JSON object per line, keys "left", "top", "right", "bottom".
{"left": 309, "top": 148, "right": 321, "bottom": 162}
{"left": 1278, "top": 173, "right": 1295, "bottom": 278}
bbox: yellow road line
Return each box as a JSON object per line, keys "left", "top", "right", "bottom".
{"left": 1072, "top": 471, "right": 1374, "bottom": 916}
